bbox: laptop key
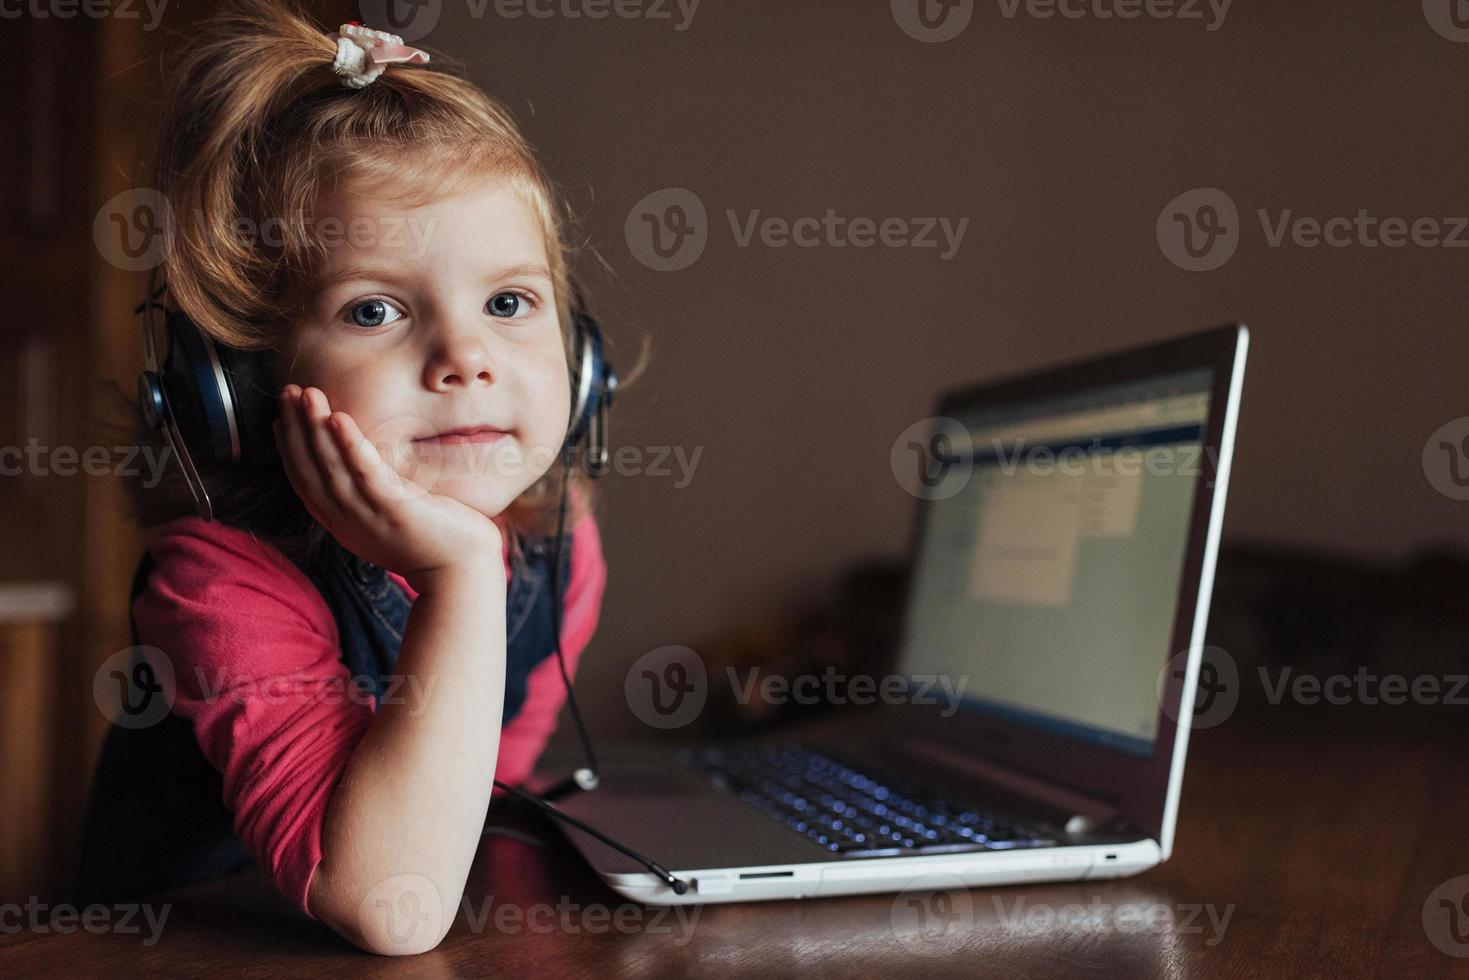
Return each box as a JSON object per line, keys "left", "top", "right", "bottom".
{"left": 681, "top": 742, "right": 1057, "bottom": 857}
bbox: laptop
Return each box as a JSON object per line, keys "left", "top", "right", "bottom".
{"left": 554, "top": 323, "right": 1249, "bottom": 904}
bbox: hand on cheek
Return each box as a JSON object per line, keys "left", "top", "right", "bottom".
{"left": 273, "top": 385, "right": 506, "bottom": 590}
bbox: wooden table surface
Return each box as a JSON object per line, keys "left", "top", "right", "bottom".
{"left": 4, "top": 707, "right": 1467, "bottom": 978}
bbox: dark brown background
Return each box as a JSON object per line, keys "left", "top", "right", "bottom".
{"left": 462, "top": 0, "right": 1469, "bottom": 736}
{"left": 2, "top": 0, "right": 1467, "bottom": 905}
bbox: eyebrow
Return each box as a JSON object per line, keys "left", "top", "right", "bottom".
{"left": 317, "top": 262, "right": 554, "bottom": 289}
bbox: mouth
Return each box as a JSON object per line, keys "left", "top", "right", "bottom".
{"left": 414, "top": 425, "right": 514, "bottom": 446}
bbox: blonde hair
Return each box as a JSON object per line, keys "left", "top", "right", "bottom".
{"left": 120, "top": 0, "right": 607, "bottom": 561}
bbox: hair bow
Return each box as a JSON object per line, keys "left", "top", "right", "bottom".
{"left": 331, "top": 22, "right": 430, "bottom": 90}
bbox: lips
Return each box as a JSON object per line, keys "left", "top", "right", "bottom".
{"left": 414, "top": 425, "right": 513, "bottom": 446}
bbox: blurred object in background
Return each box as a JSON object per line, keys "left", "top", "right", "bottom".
{"left": 700, "top": 558, "right": 909, "bottom": 736}
{"left": 688, "top": 541, "right": 1469, "bottom": 740}
{"left": 1208, "top": 545, "right": 1469, "bottom": 712}
{"left": 0, "top": 7, "right": 210, "bottom": 905}
{"left": 0, "top": 583, "right": 75, "bottom": 900}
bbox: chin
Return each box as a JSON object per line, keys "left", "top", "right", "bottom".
{"left": 391, "top": 437, "right": 555, "bottom": 519}
{"left": 427, "top": 475, "right": 528, "bottom": 520}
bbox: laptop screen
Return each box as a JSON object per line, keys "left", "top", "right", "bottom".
{"left": 896, "top": 367, "right": 1215, "bottom": 757}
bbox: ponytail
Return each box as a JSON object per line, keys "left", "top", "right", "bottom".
{"left": 150, "top": 0, "right": 348, "bottom": 348}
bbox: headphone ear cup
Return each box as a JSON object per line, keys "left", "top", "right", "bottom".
{"left": 160, "top": 308, "right": 233, "bottom": 465}
{"left": 217, "top": 345, "right": 278, "bottom": 466}
{"left": 565, "top": 308, "right": 605, "bottom": 452}
{"left": 159, "top": 308, "right": 276, "bottom": 467}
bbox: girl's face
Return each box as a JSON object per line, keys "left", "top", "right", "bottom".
{"left": 273, "top": 176, "right": 571, "bottom": 521}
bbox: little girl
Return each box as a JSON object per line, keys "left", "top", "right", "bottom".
{"left": 75, "top": 0, "right": 617, "bottom": 955}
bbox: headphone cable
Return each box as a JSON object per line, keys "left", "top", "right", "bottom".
{"left": 490, "top": 449, "right": 690, "bottom": 893}
{"left": 490, "top": 448, "right": 689, "bottom": 895}
{"left": 545, "top": 447, "right": 599, "bottom": 784}
{"left": 490, "top": 778, "right": 688, "bottom": 894}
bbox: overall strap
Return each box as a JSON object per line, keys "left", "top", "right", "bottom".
{"left": 291, "top": 530, "right": 574, "bottom": 724}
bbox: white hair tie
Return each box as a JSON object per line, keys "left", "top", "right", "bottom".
{"left": 330, "top": 22, "right": 430, "bottom": 90}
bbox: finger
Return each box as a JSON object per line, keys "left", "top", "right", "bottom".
{"left": 300, "top": 387, "right": 361, "bottom": 514}
{"left": 276, "top": 385, "right": 337, "bottom": 522}
{"left": 328, "top": 411, "right": 418, "bottom": 507}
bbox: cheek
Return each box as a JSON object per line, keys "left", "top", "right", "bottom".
{"left": 527, "top": 348, "right": 573, "bottom": 430}
{"left": 552, "top": 365, "right": 574, "bottom": 426}
{"left": 278, "top": 348, "right": 422, "bottom": 456}
{"left": 317, "top": 375, "right": 375, "bottom": 416}
{"left": 278, "top": 335, "right": 389, "bottom": 418}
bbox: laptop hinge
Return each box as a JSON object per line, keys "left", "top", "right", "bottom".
{"left": 895, "top": 733, "right": 1122, "bottom": 830}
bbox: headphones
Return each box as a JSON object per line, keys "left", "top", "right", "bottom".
{"left": 136, "top": 266, "right": 618, "bottom": 521}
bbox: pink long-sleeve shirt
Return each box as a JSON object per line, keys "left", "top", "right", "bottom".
{"left": 130, "top": 511, "right": 605, "bottom": 919}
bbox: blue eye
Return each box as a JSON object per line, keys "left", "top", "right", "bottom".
{"left": 346, "top": 298, "right": 404, "bottom": 329}
{"left": 487, "top": 291, "right": 532, "bottom": 319}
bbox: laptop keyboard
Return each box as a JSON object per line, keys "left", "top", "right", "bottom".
{"left": 679, "top": 742, "right": 1058, "bottom": 858}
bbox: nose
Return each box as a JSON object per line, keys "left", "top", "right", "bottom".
{"left": 423, "top": 315, "right": 496, "bottom": 391}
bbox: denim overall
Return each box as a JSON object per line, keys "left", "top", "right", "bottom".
{"left": 72, "top": 527, "right": 572, "bottom": 906}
